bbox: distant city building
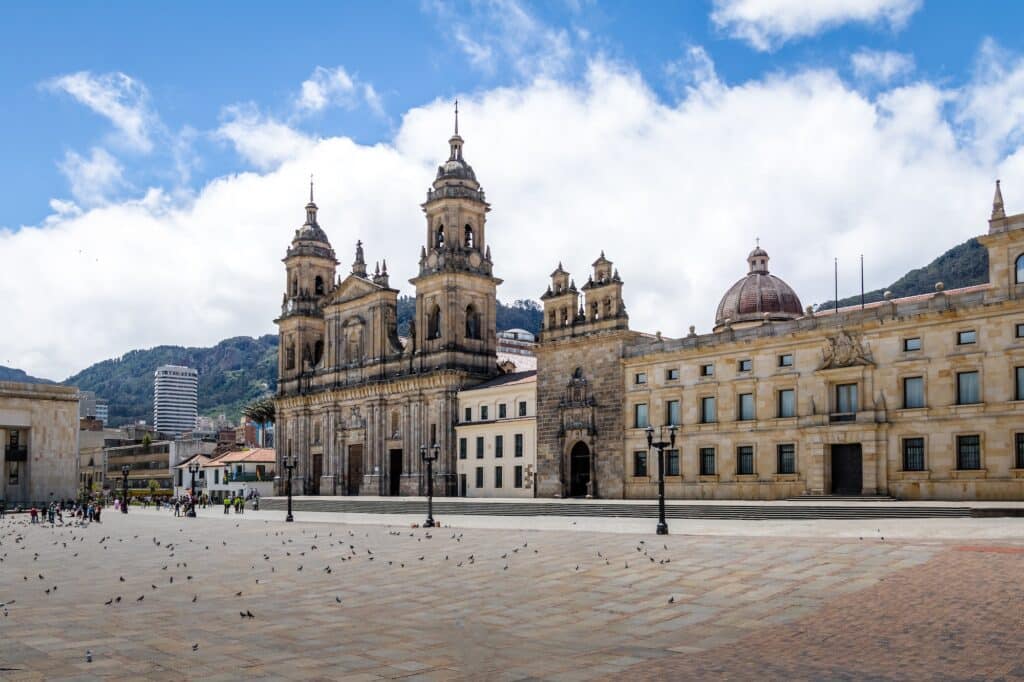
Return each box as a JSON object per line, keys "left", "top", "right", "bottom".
{"left": 1, "top": 381, "right": 80, "bottom": 504}
{"left": 105, "top": 439, "right": 173, "bottom": 494}
{"left": 497, "top": 328, "right": 537, "bottom": 356}
{"left": 153, "top": 365, "right": 198, "bottom": 435}
{"left": 78, "top": 391, "right": 109, "bottom": 426}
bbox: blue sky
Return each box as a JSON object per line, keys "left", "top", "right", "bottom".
{"left": 3, "top": 0, "right": 1024, "bottom": 378}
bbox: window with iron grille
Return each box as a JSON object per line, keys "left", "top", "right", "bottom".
{"left": 737, "top": 446, "right": 754, "bottom": 475}
{"left": 633, "top": 451, "right": 648, "bottom": 477}
{"left": 902, "top": 438, "right": 925, "bottom": 471}
{"left": 777, "top": 444, "right": 795, "bottom": 474}
{"left": 956, "top": 435, "right": 981, "bottom": 470}
{"left": 699, "top": 448, "right": 715, "bottom": 475}
{"left": 666, "top": 449, "right": 680, "bottom": 476}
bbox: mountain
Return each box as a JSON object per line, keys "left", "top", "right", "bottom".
{"left": 63, "top": 335, "right": 279, "bottom": 427}
{"left": 815, "top": 238, "right": 988, "bottom": 310}
{"left": 0, "top": 366, "right": 53, "bottom": 384}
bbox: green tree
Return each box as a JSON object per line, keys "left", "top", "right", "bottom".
{"left": 147, "top": 479, "right": 159, "bottom": 495}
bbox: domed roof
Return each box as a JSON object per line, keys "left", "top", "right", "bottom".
{"left": 714, "top": 244, "right": 803, "bottom": 330}
{"left": 435, "top": 133, "right": 478, "bottom": 184}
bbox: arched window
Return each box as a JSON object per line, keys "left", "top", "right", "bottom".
{"left": 286, "top": 343, "right": 296, "bottom": 370}
{"left": 591, "top": 302, "right": 598, "bottom": 320}
{"left": 603, "top": 298, "right": 612, "bottom": 317}
{"left": 436, "top": 225, "right": 445, "bottom": 249}
{"left": 428, "top": 304, "right": 442, "bottom": 339}
{"left": 315, "top": 276, "right": 324, "bottom": 296}
{"left": 465, "top": 304, "right": 481, "bottom": 339}
{"left": 1016, "top": 253, "right": 1024, "bottom": 284}
{"left": 560, "top": 307, "right": 569, "bottom": 327}
{"left": 291, "top": 278, "right": 298, "bottom": 297}
{"left": 548, "top": 310, "right": 556, "bottom": 329}
{"left": 313, "top": 340, "right": 324, "bottom": 366}
{"left": 464, "top": 224, "right": 474, "bottom": 249}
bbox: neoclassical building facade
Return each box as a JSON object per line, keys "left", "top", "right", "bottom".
{"left": 275, "top": 119, "right": 502, "bottom": 496}
{"left": 536, "top": 182, "right": 1024, "bottom": 500}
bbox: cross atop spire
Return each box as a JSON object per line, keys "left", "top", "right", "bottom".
{"left": 309, "top": 174, "right": 314, "bottom": 204}
{"left": 992, "top": 179, "right": 1006, "bottom": 220}
{"left": 454, "top": 99, "right": 459, "bottom": 136}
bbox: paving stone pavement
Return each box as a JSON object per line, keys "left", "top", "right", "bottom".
{"left": 0, "top": 511, "right": 1020, "bottom": 680}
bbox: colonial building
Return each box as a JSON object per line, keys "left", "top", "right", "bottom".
{"left": 455, "top": 371, "right": 537, "bottom": 497}
{"left": 537, "top": 182, "right": 1024, "bottom": 500}
{"left": 275, "top": 114, "right": 503, "bottom": 496}
{"left": 0, "top": 381, "right": 80, "bottom": 504}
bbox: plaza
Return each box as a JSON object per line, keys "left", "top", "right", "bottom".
{"left": 0, "top": 508, "right": 1022, "bottom": 680}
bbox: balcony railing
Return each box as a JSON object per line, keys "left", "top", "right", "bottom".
{"left": 5, "top": 445, "right": 27, "bottom": 461}
{"left": 225, "top": 472, "right": 275, "bottom": 483}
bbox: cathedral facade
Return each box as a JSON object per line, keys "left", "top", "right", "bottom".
{"left": 536, "top": 183, "right": 1024, "bottom": 501}
{"left": 275, "top": 121, "right": 501, "bottom": 496}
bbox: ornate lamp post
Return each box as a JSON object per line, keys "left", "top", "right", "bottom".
{"left": 187, "top": 460, "right": 201, "bottom": 518}
{"left": 121, "top": 464, "right": 130, "bottom": 514}
{"left": 646, "top": 424, "right": 677, "bottom": 536}
{"left": 283, "top": 454, "right": 297, "bottom": 522}
{"left": 420, "top": 443, "right": 440, "bottom": 528}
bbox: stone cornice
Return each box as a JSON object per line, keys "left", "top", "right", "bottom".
{"left": 276, "top": 370, "right": 475, "bottom": 410}
{"left": 0, "top": 382, "right": 79, "bottom": 403}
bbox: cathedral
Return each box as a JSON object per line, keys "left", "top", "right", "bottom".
{"left": 275, "top": 114, "right": 501, "bottom": 496}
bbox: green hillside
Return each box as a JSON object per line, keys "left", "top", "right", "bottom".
{"left": 0, "top": 366, "right": 53, "bottom": 384}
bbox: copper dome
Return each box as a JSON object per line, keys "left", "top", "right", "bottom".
{"left": 714, "top": 245, "right": 803, "bottom": 330}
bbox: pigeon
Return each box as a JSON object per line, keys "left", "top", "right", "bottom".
{"left": 245, "top": 610, "right": 254, "bottom": 619}
{"left": 192, "top": 595, "right": 197, "bottom": 603}
{"left": 119, "top": 576, "right": 125, "bottom": 582}
{"left": 335, "top": 596, "right": 342, "bottom": 603}
{"left": 668, "top": 596, "right": 675, "bottom": 604}
{"left": 136, "top": 595, "right": 144, "bottom": 602}
{"left": 235, "top": 591, "right": 242, "bottom": 597}
{"left": 104, "top": 598, "right": 113, "bottom": 606}
{"left": 192, "top": 643, "right": 199, "bottom": 652}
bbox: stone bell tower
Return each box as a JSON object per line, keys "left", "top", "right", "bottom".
{"left": 276, "top": 180, "right": 338, "bottom": 395}
{"left": 410, "top": 104, "right": 501, "bottom": 376}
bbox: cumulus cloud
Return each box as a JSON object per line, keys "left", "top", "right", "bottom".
{"left": 295, "top": 65, "right": 386, "bottom": 118}
{"left": 665, "top": 45, "right": 722, "bottom": 97}
{"left": 44, "top": 71, "right": 157, "bottom": 152}
{"left": 851, "top": 48, "right": 914, "bottom": 84}
{"left": 7, "top": 42, "right": 1024, "bottom": 380}
{"left": 58, "top": 147, "right": 126, "bottom": 206}
{"left": 215, "top": 104, "right": 315, "bottom": 170}
{"left": 712, "top": 0, "right": 922, "bottom": 51}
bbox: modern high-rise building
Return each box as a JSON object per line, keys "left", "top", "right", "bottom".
{"left": 153, "top": 365, "right": 198, "bottom": 434}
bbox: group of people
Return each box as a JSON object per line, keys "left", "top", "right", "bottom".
{"left": 24, "top": 499, "right": 102, "bottom": 525}
{"left": 223, "top": 490, "right": 258, "bottom": 514}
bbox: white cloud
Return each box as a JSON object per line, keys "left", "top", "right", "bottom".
{"left": 215, "top": 104, "right": 315, "bottom": 170}
{"left": 57, "top": 147, "right": 126, "bottom": 206}
{"left": 44, "top": 71, "right": 157, "bottom": 152}
{"left": 8, "top": 41, "right": 1024, "bottom": 381}
{"left": 851, "top": 48, "right": 914, "bottom": 83}
{"left": 712, "top": 0, "right": 922, "bottom": 51}
{"left": 666, "top": 45, "right": 722, "bottom": 97}
{"left": 298, "top": 66, "right": 356, "bottom": 112}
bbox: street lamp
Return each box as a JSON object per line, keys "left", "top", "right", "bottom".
{"left": 187, "top": 460, "right": 200, "bottom": 518}
{"left": 645, "top": 424, "right": 677, "bottom": 536}
{"left": 121, "top": 464, "right": 130, "bottom": 514}
{"left": 420, "top": 443, "right": 440, "bottom": 528}
{"left": 283, "top": 454, "right": 297, "bottom": 522}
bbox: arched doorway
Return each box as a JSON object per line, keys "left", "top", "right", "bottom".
{"left": 569, "top": 442, "right": 591, "bottom": 498}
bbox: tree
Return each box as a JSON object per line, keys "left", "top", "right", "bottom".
{"left": 147, "top": 479, "right": 159, "bottom": 495}
{"left": 242, "top": 397, "right": 276, "bottom": 425}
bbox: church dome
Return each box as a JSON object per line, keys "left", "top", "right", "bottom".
{"left": 714, "top": 244, "right": 803, "bottom": 331}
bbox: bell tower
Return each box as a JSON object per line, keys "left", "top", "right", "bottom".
{"left": 276, "top": 180, "right": 338, "bottom": 394}
{"left": 410, "top": 104, "right": 501, "bottom": 376}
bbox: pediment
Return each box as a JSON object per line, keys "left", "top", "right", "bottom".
{"left": 324, "top": 274, "right": 383, "bottom": 306}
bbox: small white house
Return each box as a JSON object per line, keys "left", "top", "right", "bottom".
{"left": 203, "top": 448, "right": 276, "bottom": 502}
{"left": 173, "top": 454, "right": 212, "bottom": 498}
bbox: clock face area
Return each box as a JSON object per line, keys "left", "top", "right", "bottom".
{"left": 469, "top": 252, "right": 482, "bottom": 268}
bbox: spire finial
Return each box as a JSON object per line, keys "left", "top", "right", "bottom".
{"left": 454, "top": 99, "right": 459, "bottom": 136}
{"left": 756, "top": 236, "right": 760, "bottom": 247}
{"left": 309, "top": 174, "right": 314, "bottom": 203}
{"left": 992, "top": 179, "right": 1006, "bottom": 220}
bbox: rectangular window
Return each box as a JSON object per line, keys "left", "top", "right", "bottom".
{"left": 498, "top": 403, "right": 507, "bottom": 419}
{"left": 737, "top": 446, "right": 754, "bottom": 475}
{"left": 514, "top": 465, "right": 523, "bottom": 489}
{"left": 958, "top": 330, "right": 977, "bottom": 345}
{"left": 666, "top": 400, "right": 681, "bottom": 426}
{"left": 956, "top": 371, "right": 980, "bottom": 405}
{"left": 700, "top": 363, "right": 714, "bottom": 377}
{"left": 1017, "top": 323, "right": 1024, "bottom": 339}
{"left": 1016, "top": 433, "right": 1024, "bottom": 469}
{"left": 902, "top": 437, "right": 925, "bottom": 471}
{"left": 459, "top": 438, "right": 467, "bottom": 460}
{"left": 903, "top": 337, "right": 921, "bottom": 352}
{"left": 666, "top": 449, "right": 680, "bottom": 476}
{"left": 518, "top": 401, "right": 527, "bottom": 417}
{"left": 666, "top": 368, "right": 680, "bottom": 381}
{"left": 514, "top": 433, "right": 524, "bottom": 457}
{"left": 701, "top": 396, "right": 716, "bottom": 424}
{"left": 495, "top": 435, "right": 504, "bottom": 458}
{"left": 835, "top": 383, "right": 858, "bottom": 415}
{"left": 635, "top": 372, "right": 647, "bottom": 385}
{"left": 777, "top": 389, "right": 795, "bottom": 418}
{"left": 777, "top": 444, "right": 796, "bottom": 474}
{"left": 430, "top": 423, "right": 437, "bottom": 445}
{"left": 475, "top": 436, "right": 484, "bottom": 459}
{"left": 738, "top": 359, "right": 752, "bottom": 372}
{"left": 634, "top": 403, "right": 649, "bottom": 428}
{"left": 633, "top": 451, "right": 648, "bottom": 477}
{"left": 699, "top": 447, "right": 715, "bottom": 476}
{"left": 1017, "top": 367, "right": 1024, "bottom": 401}
{"left": 464, "top": 407, "right": 472, "bottom": 422}
{"left": 903, "top": 376, "right": 925, "bottom": 409}
{"left": 214, "top": 469, "right": 219, "bottom": 484}
{"left": 778, "top": 353, "right": 794, "bottom": 368}
{"left": 738, "top": 393, "right": 755, "bottom": 421}
{"left": 480, "top": 405, "right": 489, "bottom": 421}
{"left": 956, "top": 435, "right": 981, "bottom": 470}
{"left": 494, "top": 466, "right": 503, "bottom": 489}
{"left": 475, "top": 466, "right": 484, "bottom": 488}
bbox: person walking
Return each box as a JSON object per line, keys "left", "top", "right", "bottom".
{"left": 223, "top": 495, "right": 231, "bottom": 515}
